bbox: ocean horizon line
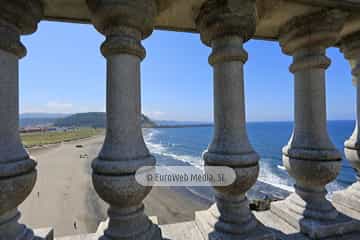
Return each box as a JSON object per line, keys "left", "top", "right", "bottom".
{"left": 154, "top": 119, "right": 356, "bottom": 125}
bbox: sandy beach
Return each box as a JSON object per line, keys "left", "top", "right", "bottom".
{"left": 19, "top": 131, "right": 290, "bottom": 238}
{"left": 19, "top": 134, "right": 211, "bottom": 238}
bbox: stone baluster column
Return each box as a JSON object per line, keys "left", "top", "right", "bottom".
{"left": 86, "top": 1, "right": 162, "bottom": 239}
{"left": 0, "top": 1, "right": 43, "bottom": 240}
{"left": 195, "top": 1, "right": 274, "bottom": 240}
{"left": 270, "top": 10, "right": 360, "bottom": 239}
{"left": 333, "top": 32, "right": 360, "bottom": 213}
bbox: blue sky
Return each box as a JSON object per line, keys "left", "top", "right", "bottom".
{"left": 20, "top": 21, "right": 354, "bottom": 122}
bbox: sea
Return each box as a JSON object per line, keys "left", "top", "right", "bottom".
{"left": 144, "top": 120, "right": 358, "bottom": 201}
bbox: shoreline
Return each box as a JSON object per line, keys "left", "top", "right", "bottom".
{"left": 19, "top": 130, "right": 290, "bottom": 238}
{"left": 19, "top": 134, "right": 213, "bottom": 237}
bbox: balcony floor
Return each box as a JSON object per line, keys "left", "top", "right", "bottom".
{"left": 54, "top": 201, "right": 360, "bottom": 240}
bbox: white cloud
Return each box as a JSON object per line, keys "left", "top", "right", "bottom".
{"left": 144, "top": 111, "right": 166, "bottom": 120}
{"left": 20, "top": 101, "right": 106, "bottom": 114}
{"left": 45, "top": 101, "right": 73, "bottom": 112}
{"left": 20, "top": 103, "right": 69, "bottom": 114}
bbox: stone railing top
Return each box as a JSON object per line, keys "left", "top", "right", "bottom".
{"left": 42, "top": 0, "right": 360, "bottom": 41}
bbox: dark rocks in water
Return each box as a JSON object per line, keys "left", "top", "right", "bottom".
{"left": 248, "top": 180, "right": 291, "bottom": 211}
{"left": 250, "top": 197, "right": 276, "bottom": 211}
{"left": 177, "top": 180, "right": 291, "bottom": 211}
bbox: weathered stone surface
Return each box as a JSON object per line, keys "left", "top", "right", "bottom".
{"left": 0, "top": 0, "right": 43, "bottom": 34}
{"left": 0, "top": 2, "right": 43, "bottom": 239}
{"left": 0, "top": 0, "right": 43, "bottom": 58}
{"left": 31, "top": 0, "right": 359, "bottom": 41}
{"left": 271, "top": 9, "right": 360, "bottom": 239}
{"left": 87, "top": 1, "right": 162, "bottom": 239}
{"left": 54, "top": 199, "right": 360, "bottom": 240}
{"left": 279, "top": 9, "right": 348, "bottom": 55}
{"left": 87, "top": 0, "right": 157, "bottom": 59}
{"left": 333, "top": 31, "right": 360, "bottom": 216}
{"left": 161, "top": 221, "right": 204, "bottom": 240}
{"left": 0, "top": 51, "right": 38, "bottom": 215}
{"left": 194, "top": 1, "right": 274, "bottom": 239}
{"left": 256, "top": 209, "right": 360, "bottom": 240}
{"left": 271, "top": 198, "right": 360, "bottom": 239}
{"left": 196, "top": 0, "right": 257, "bottom": 46}
{"left": 195, "top": 208, "right": 276, "bottom": 240}
{"left": 90, "top": 53, "right": 162, "bottom": 240}
{"left": 87, "top": 0, "right": 157, "bottom": 39}
{"left": 56, "top": 217, "right": 159, "bottom": 240}
{"left": 333, "top": 183, "right": 360, "bottom": 215}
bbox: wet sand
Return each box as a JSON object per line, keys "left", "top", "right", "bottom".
{"left": 19, "top": 135, "right": 210, "bottom": 238}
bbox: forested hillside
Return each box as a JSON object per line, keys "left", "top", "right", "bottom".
{"left": 54, "top": 112, "right": 156, "bottom": 128}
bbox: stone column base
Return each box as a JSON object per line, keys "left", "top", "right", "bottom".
{"left": 271, "top": 197, "right": 360, "bottom": 239}
{"left": 100, "top": 223, "right": 161, "bottom": 240}
{"left": 195, "top": 205, "right": 275, "bottom": 240}
{"left": 332, "top": 182, "right": 360, "bottom": 214}
{"left": 0, "top": 210, "right": 53, "bottom": 240}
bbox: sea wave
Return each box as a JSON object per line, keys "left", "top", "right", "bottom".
{"left": 144, "top": 129, "right": 204, "bottom": 169}
{"left": 143, "top": 129, "right": 347, "bottom": 195}
{"left": 144, "top": 129, "right": 294, "bottom": 193}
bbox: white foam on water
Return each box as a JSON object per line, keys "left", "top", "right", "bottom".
{"left": 143, "top": 129, "right": 345, "bottom": 195}
{"left": 277, "top": 165, "right": 286, "bottom": 171}
{"left": 259, "top": 162, "right": 295, "bottom": 193}
{"left": 144, "top": 129, "right": 167, "bottom": 153}
{"left": 327, "top": 181, "right": 347, "bottom": 199}
{"left": 145, "top": 129, "right": 295, "bottom": 192}
{"left": 144, "top": 129, "right": 204, "bottom": 170}
{"left": 264, "top": 181, "right": 294, "bottom": 193}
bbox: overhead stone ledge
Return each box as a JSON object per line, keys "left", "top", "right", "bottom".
{"left": 41, "top": 0, "right": 360, "bottom": 41}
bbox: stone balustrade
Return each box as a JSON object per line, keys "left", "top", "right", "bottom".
{"left": 194, "top": 1, "right": 274, "bottom": 239}
{"left": 269, "top": 9, "right": 360, "bottom": 239}
{"left": 332, "top": 32, "right": 360, "bottom": 214}
{"left": 1, "top": 0, "right": 360, "bottom": 240}
{"left": 87, "top": 1, "right": 162, "bottom": 239}
{"left": 0, "top": 1, "right": 43, "bottom": 240}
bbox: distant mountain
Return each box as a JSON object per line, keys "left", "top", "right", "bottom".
{"left": 54, "top": 112, "right": 156, "bottom": 128}
{"left": 20, "top": 118, "right": 55, "bottom": 128}
{"left": 141, "top": 115, "right": 157, "bottom": 128}
{"left": 20, "top": 113, "right": 70, "bottom": 119}
{"left": 19, "top": 113, "right": 72, "bottom": 128}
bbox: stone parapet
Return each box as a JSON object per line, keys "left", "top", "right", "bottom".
{"left": 87, "top": 1, "right": 162, "bottom": 239}
{"left": 194, "top": 1, "right": 275, "bottom": 239}
{"left": 0, "top": 1, "right": 43, "bottom": 240}
{"left": 270, "top": 9, "right": 360, "bottom": 239}
{"left": 333, "top": 31, "right": 360, "bottom": 217}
